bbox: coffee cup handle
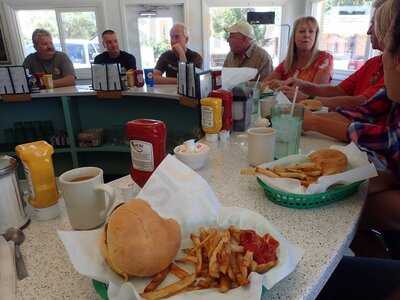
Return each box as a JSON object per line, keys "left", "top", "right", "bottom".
{"left": 95, "top": 184, "right": 116, "bottom": 218}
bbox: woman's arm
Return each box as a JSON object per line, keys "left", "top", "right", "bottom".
{"left": 317, "top": 95, "right": 368, "bottom": 110}
{"left": 303, "top": 111, "right": 351, "bottom": 141}
{"left": 261, "top": 70, "right": 283, "bottom": 89}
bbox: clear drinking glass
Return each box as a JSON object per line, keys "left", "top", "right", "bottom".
{"left": 271, "top": 104, "right": 304, "bottom": 159}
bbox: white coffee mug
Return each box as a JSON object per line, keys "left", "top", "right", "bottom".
{"left": 59, "top": 167, "right": 115, "bottom": 230}
{"left": 260, "top": 96, "right": 277, "bottom": 118}
{"left": 247, "top": 127, "right": 276, "bottom": 166}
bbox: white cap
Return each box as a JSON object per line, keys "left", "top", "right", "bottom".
{"left": 205, "top": 133, "right": 218, "bottom": 142}
{"left": 225, "top": 21, "right": 254, "bottom": 39}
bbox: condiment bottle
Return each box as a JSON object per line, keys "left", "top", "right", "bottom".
{"left": 200, "top": 97, "right": 222, "bottom": 142}
{"left": 209, "top": 90, "right": 233, "bottom": 132}
{"left": 211, "top": 70, "right": 222, "bottom": 90}
{"left": 15, "top": 141, "right": 59, "bottom": 218}
{"left": 125, "top": 119, "right": 167, "bottom": 187}
{"left": 134, "top": 70, "right": 145, "bottom": 87}
{"left": 126, "top": 69, "right": 135, "bottom": 87}
{"left": 232, "top": 85, "right": 253, "bottom": 131}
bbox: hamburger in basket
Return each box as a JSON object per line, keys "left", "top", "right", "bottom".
{"left": 100, "top": 199, "right": 281, "bottom": 299}
{"left": 242, "top": 148, "right": 348, "bottom": 187}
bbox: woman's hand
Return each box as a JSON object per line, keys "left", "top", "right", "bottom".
{"left": 278, "top": 86, "right": 309, "bottom": 101}
{"left": 261, "top": 79, "right": 284, "bottom": 90}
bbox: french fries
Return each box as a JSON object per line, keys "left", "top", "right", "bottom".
{"left": 143, "top": 265, "right": 171, "bottom": 293}
{"left": 140, "top": 226, "right": 279, "bottom": 299}
{"left": 170, "top": 263, "right": 189, "bottom": 279}
{"left": 141, "top": 274, "right": 196, "bottom": 300}
{"left": 242, "top": 162, "right": 324, "bottom": 187}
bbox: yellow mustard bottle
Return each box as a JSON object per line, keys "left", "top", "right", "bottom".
{"left": 15, "top": 141, "right": 59, "bottom": 209}
{"left": 200, "top": 97, "right": 222, "bottom": 142}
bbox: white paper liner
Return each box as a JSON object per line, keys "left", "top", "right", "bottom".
{"left": 58, "top": 155, "right": 303, "bottom": 300}
{"left": 257, "top": 142, "right": 378, "bottom": 194}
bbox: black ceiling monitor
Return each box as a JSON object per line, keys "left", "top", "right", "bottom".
{"left": 247, "top": 12, "right": 275, "bottom": 25}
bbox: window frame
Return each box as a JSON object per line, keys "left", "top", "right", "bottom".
{"left": 306, "top": 0, "right": 376, "bottom": 80}
{"left": 2, "top": 0, "right": 105, "bottom": 79}
{"left": 201, "top": 0, "right": 285, "bottom": 69}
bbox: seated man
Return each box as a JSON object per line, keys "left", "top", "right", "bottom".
{"left": 94, "top": 30, "right": 136, "bottom": 71}
{"left": 281, "top": 0, "right": 384, "bottom": 109}
{"left": 23, "top": 29, "right": 75, "bottom": 88}
{"left": 223, "top": 21, "right": 273, "bottom": 81}
{"left": 154, "top": 23, "right": 203, "bottom": 84}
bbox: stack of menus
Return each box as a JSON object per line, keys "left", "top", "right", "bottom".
{"left": 91, "top": 63, "right": 122, "bottom": 91}
{"left": 178, "top": 62, "right": 212, "bottom": 100}
{"left": 0, "top": 66, "right": 30, "bottom": 95}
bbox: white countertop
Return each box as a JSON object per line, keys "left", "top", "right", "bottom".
{"left": 2, "top": 84, "right": 180, "bottom": 100}
{"left": 15, "top": 132, "right": 365, "bottom": 300}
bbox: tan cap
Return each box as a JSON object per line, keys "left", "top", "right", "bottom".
{"left": 225, "top": 21, "right": 254, "bottom": 39}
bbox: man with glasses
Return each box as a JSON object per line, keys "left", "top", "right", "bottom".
{"left": 154, "top": 23, "right": 203, "bottom": 84}
{"left": 223, "top": 21, "right": 273, "bottom": 80}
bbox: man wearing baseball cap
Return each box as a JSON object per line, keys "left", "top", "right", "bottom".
{"left": 223, "top": 21, "right": 273, "bottom": 80}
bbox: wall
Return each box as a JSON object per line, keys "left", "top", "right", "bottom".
{"left": 0, "top": 0, "right": 307, "bottom": 65}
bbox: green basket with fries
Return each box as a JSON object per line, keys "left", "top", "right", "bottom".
{"left": 257, "top": 177, "right": 364, "bottom": 209}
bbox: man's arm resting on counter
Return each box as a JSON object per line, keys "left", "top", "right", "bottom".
{"left": 317, "top": 95, "right": 368, "bottom": 110}
{"left": 53, "top": 75, "right": 75, "bottom": 88}
{"left": 303, "top": 111, "right": 351, "bottom": 142}
{"left": 153, "top": 69, "right": 178, "bottom": 84}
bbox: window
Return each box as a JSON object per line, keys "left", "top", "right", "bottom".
{"left": 15, "top": 9, "right": 100, "bottom": 71}
{"left": 312, "top": 0, "right": 374, "bottom": 73}
{"left": 207, "top": 6, "right": 282, "bottom": 68}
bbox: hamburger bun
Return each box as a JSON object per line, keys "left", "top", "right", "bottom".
{"left": 308, "top": 149, "right": 348, "bottom": 175}
{"left": 302, "top": 99, "right": 322, "bottom": 111}
{"left": 100, "top": 199, "right": 181, "bottom": 278}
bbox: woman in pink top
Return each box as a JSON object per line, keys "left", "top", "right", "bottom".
{"left": 262, "top": 16, "right": 333, "bottom": 98}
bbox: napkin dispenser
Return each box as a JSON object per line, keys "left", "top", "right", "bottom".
{"left": 232, "top": 84, "right": 253, "bottom": 131}
{"left": 0, "top": 156, "right": 29, "bottom": 234}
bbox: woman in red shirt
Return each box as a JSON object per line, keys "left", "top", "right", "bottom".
{"left": 262, "top": 16, "right": 333, "bottom": 97}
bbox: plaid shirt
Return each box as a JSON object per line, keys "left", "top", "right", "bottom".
{"left": 337, "top": 89, "right": 400, "bottom": 177}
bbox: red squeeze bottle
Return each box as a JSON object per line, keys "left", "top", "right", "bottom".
{"left": 209, "top": 90, "right": 233, "bottom": 131}
{"left": 211, "top": 70, "right": 222, "bottom": 90}
{"left": 134, "top": 70, "right": 145, "bottom": 87}
{"left": 125, "top": 119, "right": 167, "bottom": 187}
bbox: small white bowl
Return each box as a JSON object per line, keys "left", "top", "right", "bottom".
{"left": 173, "top": 143, "right": 210, "bottom": 170}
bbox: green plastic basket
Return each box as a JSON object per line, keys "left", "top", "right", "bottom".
{"left": 92, "top": 280, "right": 269, "bottom": 299}
{"left": 257, "top": 177, "right": 364, "bottom": 209}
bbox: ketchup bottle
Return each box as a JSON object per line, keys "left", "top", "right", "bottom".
{"left": 125, "top": 119, "right": 166, "bottom": 187}
{"left": 209, "top": 90, "right": 233, "bottom": 131}
{"left": 134, "top": 70, "right": 145, "bottom": 87}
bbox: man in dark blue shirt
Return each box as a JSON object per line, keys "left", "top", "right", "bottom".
{"left": 94, "top": 30, "right": 136, "bottom": 70}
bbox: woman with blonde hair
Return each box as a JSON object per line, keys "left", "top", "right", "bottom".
{"left": 262, "top": 16, "right": 333, "bottom": 92}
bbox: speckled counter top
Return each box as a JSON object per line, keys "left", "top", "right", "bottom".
{"left": 16, "top": 132, "right": 366, "bottom": 300}
{"left": 0, "top": 84, "right": 179, "bottom": 100}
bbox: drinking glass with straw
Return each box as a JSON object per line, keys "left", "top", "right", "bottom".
{"left": 271, "top": 85, "right": 304, "bottom": 159}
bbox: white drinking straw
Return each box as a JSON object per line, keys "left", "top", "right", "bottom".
{"left": 290, "top": 86, "right": 299, "bottom": 116}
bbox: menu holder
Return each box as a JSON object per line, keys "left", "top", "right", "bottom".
{"left": 0, "top": 66, "right": 31, "bottom": 102}
{"left": 91, "top": 63, "right": 123, "bottom": 99}
{"left": 178, "top": 63, "right": 212, "bottom": 102}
